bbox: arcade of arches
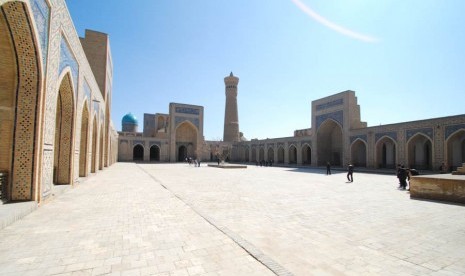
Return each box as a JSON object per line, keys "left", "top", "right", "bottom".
{"left": 0, "top": 0, "right": 118, "bottom": 202}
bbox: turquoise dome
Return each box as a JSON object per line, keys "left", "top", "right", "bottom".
{"left": 122, "top": 113, "right": 138, "bottom": 125}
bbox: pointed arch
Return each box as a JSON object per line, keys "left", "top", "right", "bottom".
{"left": 259, "top": 147, "right": 265, "bottom": 162}
{"left": 301, "top": 143, "right": 312, "bottom": 165}
{"left": 267, "top": 147, "right": 275, "bottom": 163}
{"left": 54, "top": 72, "right": 75, "bottom": 185}
{"left": 289, "top": 144, "right": 297, "bottom": 164}
{"left": 277, "top": 146, "right": 285, "bottom": 164}
{"left": 150, "top": 145, "right": 160, "bottom": 161}
{"left": 0, "top": 1, "right": 42, "bottom": 200}
{"left": 133, "top": 144, "right": 144, "bottom": 161}
{"left": 407, "top": 133, "right": 433, "bottom": 170}
{"left": 99, "top": 123, "right": 104, "bottom": 170}
{"left": 244, "top": 147, "right": 250, "bottom": 162}
{"left": 251, "top": 147, "right": 257, "bottom": 162}
{"left": 79, "top": 101, "right": 89, "bottom": 177}
{"left": 446, "top": 129, "right": 465, "bottom": 170}
{"left": 91, "top": 115, "right": 97, "bottom": 173}
{"left": 375, "top": 136, "right": 397, "bottom": 169}
{"left": 175, "top": 121, "right": 198, "bottom": 159}
{"left": 317, "top": 119, "right": 343, "bottom": 166}
{"left": 350, "top": 139, "right": 367, "bottom": 167}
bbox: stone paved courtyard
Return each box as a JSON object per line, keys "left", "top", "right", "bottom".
{"left": 0, "top": 162, "right": 464, "bottom": 276}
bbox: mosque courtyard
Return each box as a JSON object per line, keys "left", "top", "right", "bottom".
{"left": 0, "top": 162, "right": 464, "bottom": 276}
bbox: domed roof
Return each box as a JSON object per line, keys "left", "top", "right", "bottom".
{"left": 122, "top": 113, "right": 138, "bottom": 125}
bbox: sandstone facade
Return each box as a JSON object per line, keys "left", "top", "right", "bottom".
{"left": 0, "top": 0, "right": 117, "bottom": 202}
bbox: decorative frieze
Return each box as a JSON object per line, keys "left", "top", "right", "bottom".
{"left": 406, "top": 128, "right": 433, "bottom": 141}
{"left": 375, "top": 132, "right": 397, "bottom": 142}
{"left": 316, "top": 98, "right": 343, "bottom": 111}
{"left": 316, "top": 110, "right": 343, "bottom": 129}
{"left": 175, "top": 107, "right": 200, "bottom": 115}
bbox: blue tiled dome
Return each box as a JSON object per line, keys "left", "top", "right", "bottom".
{"left": 122, "top": 113, "right": 138, "bottom": 125}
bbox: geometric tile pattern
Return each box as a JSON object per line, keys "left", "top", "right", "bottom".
{"left": 406, "top": 128, "right": 433, "bottom": 141}
{"left": 30, "top": 0, "right": 49, "bottom": 70}
{"left": 316, "top": 98, "right": 343, "bottom": 111}
{"left": 4, "top": 2, "right": 40, "bottom": 200}
{"left": 375, "top": 131, "right": 397, "bottom": 142}
{"left": 175, "top": 116, "right": 199, "bottom": 129}
{"left": 350, "top": 134, "right": 367, "bottom": 144}
{"left": 59, "top": 36, "right": 78, "bottom": 95}
{"left": 445, "top": 124, "right": 465, "bottom": 140}
{"left": 316, "top": 110, "right": 343, "bottom": 129}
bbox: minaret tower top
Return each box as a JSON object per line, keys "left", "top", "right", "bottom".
{"left": 223, "top": 72, "right": 240, "bottom": 142}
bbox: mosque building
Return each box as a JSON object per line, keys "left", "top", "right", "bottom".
{"left": 119, "top": 72, "right": 465, "bottom": 173}
{"left": 0, "top": 0, "right": 118, "bottom": 203}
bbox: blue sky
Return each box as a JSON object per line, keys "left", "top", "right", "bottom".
{"left": 66, "top": 0, "right": 465, "bottom": 140}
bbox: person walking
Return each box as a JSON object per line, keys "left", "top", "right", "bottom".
{"left": 326, "top": 162, "right": 331, "bottom": 175}
{"left": 347, "top": 164, "right": 354, "bottom": 182}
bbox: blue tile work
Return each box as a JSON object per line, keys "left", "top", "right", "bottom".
{"left": 375, "top": 132, "right": 397, "bottom": 142}
{"left": 445, "top": 124, "right": 465, "bottom": 140}
{"left": 175, "top": 116, "right": 199, "bottom": 129}
{"left": 316, "top": 110, "right": 343, "bottom": 129}
{"left": 133, "top": 140, "right": 144, "bottom": 146}
{"left": 301, "top": 140, "right": 312, "bottom": 146}
{"left": 149, "top": 141, "right": 161, "bottom": 147}
{"left": 59, "top": 37, "right": 79, "bottom": 95}
{"left": 406, "top": 128, "right": 433, "bottom": 141}
{"left": 83, "top": 80, "right": 91, "bottom": 100}
{"left": 316, "top": 98, "right": 343, "bottom": 111}
{"left": 350, "top": 134, "right": 367, "bottom": 144}
{"left": 31, "top": 0, "right": 49, "bottom": 70}
{"left": 175, "top": 107, "right": 200, "bottom": 115}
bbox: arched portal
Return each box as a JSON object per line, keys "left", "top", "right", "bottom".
{"left": 91, "top": 116, "right": 97, "bottom": 173}
{"left": 407, "top": 134, "right": 432, "bottom": 170}
{"left": 277, "top": 147, "right": 284, "bottom": 163}
{"left": 150, "top": 145, "right": 160, "bottom": 161}
{"left": 259, "top": 148, "right": 265, "bottom": 162}
{"left": 54, "top": 73, "right": 74, "bottom": 185}
{"left": 302, "top": 144, "right": 311, "bottom": 165}
{"left": 0, "top": 2, "right": 41, "bottom": 200}
{"left": 251, "top": 148, "right": 257, "bottom": 162}
{"left": 178, "top": 145, "right": 187, "bottom": 161}
{"left": 104, "top": 98, "right": 110, "bottom": 167}
{"left": 268, "top": 148, "right": 274, "bottom": 162}
{"left": 375, "top": 137, "right": 396, "bottom": 169}
{"left": 175, "top": 121, "right": 197, "bottom": 160}
{"left": 289, "top": 145, "right": 297, "bottom": 164}
{"left": 447, "top": 130, "right": 465, "bottom": 170}
{"left": 351, "top": 139, "right": 367, "bottom": 167}
{"left": 317, "top": 120, "right": 343, "bottom": 166}
{"left": 244, "top": 147, "right": 249, "bottom": 162}
{"left": 79, "top": 102, "right": 89, "bottom": 177}
{"left": 99, "top": 124, "right": 104, "bottom": 170}
{"left": 133, "top": 144, "right": 144, "bottom": 161}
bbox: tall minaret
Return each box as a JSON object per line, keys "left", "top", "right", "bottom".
{"left": 223, "top": 72, "right": 240, "bottom": 142}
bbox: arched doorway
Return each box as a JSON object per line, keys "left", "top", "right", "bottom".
{"left": 133, "top": 144, "right": 144, "bottom": 161}
{"left": 251, "top": 148, "right": 257, "bottom": 162}
{"left": 351, "top": 139, "right": 367, "bottom": 167}
{"left": 175, "top": 121, "right": 197, "bottom": 160}
{"left": 407, "top": 134, "right": 432, "bottom": 170}
{"left": 91, "top": 116, "right": 97, "bottom": 173}
{"left": 150, "top": 145, "right": 160, "bottom": 161}
{"left": 317, "top": 120, "right": 343, "bottom": 166}
{"left": 375, "top": 137, "right": 396, "bottom": 169}
{"left": 99, "top": 124, "right": 104, "bottom": 170}
{"left": 447, "top": 130, "right": 465, "bottom": 171}
{"left": 0, "top": 1, "right": 41, "bottom": 200}
{"left": 178, "top": 145, "right": 187, "bottom": 161}
{"left": 268, "top": 148, "right": 274, "bottom": 162}
{"left": 289, "top": 145, "right": 297, "bottom": 164}
{"left": 244, "top": 147, "right": 250, "bottom": 162}
{"left": 277, "top": 147, "right": 284, "bottom": 163}
{"left": 79, "top": 102, "right": 89, "bottom": 177}
{"left": 259, "top": 148, "right": 265, "bottom": 162}
{"left": 302, "top": 144, "right": 311, "bottom": 165}
{"left": 54, "top": 73, "right": 74, "bottom": 185}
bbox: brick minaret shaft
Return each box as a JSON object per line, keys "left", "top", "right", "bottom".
{"left": 223, "top": 72, "right": 240, "bottom": 142}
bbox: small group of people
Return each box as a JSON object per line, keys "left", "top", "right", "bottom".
{"left": 325, "top": 162, "right": 354, "bottom": 182}
{"left": 186, "top": 157, "right": 201, "bottom": 167}
{"left": 396, "top": 164, "right": 412, "bottom": 190}
{"left": 256, "top": 159, "right": 273, "bottom": 167}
